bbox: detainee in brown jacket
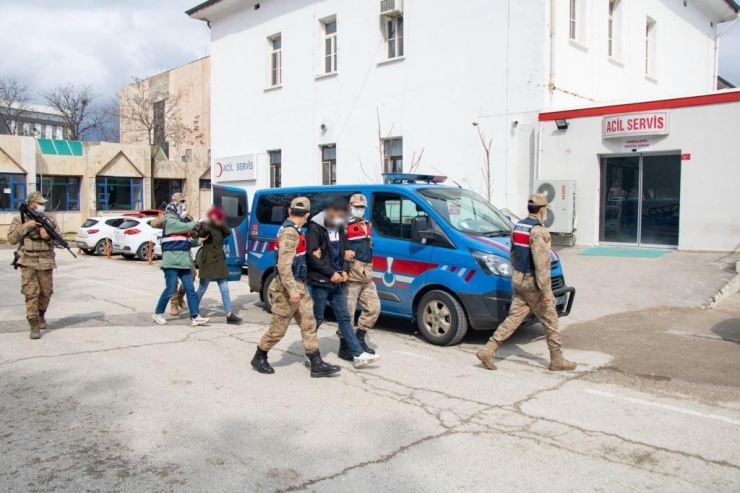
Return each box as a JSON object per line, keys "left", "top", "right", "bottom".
{"left": 7, "top": 191, "right": 61, "bottom": 339}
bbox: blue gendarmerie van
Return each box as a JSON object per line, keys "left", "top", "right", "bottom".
{"left": 247, "top": 174, "right": 575, "bottom": 346}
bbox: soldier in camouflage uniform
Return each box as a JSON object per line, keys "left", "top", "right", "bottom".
{"left": 251, "top": 197, "right": 341, "bottom": 378}
{"left": 342, "top": 193, "right": 380, "bottom": 359}
{"left": 477, "top": 193, "right": 577, "bottom": 372}
{"left": 7, "top": 191, "right": 61, "bottom": 340}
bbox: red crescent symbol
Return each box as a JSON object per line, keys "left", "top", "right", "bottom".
{"left": 216, "top": 162, "right": 223, "bottom": 178}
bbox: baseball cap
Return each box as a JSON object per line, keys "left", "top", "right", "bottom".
{"left": 27, "top": 191, "right": 48, "bottom": 204}
{"left": 172, "top": 192, "right": 186, "bottom": 202}
{"left": 528, "top": 193, "right": 548, "bottom": 207}
{"left": 349, "top": 193, "right": 367, "bottom": 207}
{"left": 290, "top": 197, "right": 311, "bottom": 213}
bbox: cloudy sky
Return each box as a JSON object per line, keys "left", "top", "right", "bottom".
{"left": 0, "top": 0, "right": 739, "bottom": 104}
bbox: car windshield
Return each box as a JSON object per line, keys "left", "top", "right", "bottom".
{"left": 417, "top": 188, "right": 513, "bottom": 236}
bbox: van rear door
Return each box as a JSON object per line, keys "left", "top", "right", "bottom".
{"left": 213, "top": 184, "right": 248, "bottom": 281}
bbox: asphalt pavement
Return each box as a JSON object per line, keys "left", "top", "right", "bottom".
{"left": 0, "top": 247, "right": 739, "bottom": 492}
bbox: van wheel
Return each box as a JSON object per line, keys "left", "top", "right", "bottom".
{"left": 136, "top": 243, "right": 150, "bottom": 261}
{"left": 416, "top": 290, "right": 468, "bottom": 346}
{"left": 262, "top": 272, "right": 276, "bottom": 314}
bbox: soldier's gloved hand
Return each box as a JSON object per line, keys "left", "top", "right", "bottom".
{"left": 289, "top": 294, "right": 301, "bottom": 304}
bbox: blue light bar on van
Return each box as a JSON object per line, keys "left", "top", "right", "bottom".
{"left": 382, "top": 173, "right": 448, "bottom": 184}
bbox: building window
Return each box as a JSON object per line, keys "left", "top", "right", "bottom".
{"left": 0, "top": 173, "right": 26, "bottom": 211}
{"left": 386, "top": 16, "right": 404, "bottom": 59}
{"left": 371, "top": 192, "right": 427, "bottom": 240}
{"left": 153, "top": 179, "right": 182, "bottom": 210}
{"left": 608, "top": 0, "right": 620, "bottom": 58}
{"left": 96, "top": 176, "right": 144, "bottom": 211}
{"left": 569, "top": 0, "right": 577, "bottom": 40}
{"left": 324, "top": 20, "right": 338, "bottom": 74}
{"left": 153, "top": 100, "right": 166, "bottom": 146}
{"left": 383, "top": 138, "right": 403, "bottom": 173}
{"left": 270, "top": 35, "right": 282, "bottom": 86}
{"left": 37, "top": 176, "right": 80, "bottom": 211}
{"left": 321, "top": 145, "right": 336, "bottom": 185}
{"left": 645, "top": 18, "right": 657, "bottom": 77}
{"left": 199, "top": 179, "right": 211, "bottom": 190}
{"left": 269, "top": 150, "right": 282, "bottom": 188}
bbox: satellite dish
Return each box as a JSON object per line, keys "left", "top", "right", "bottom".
{"left": 536, "top": 183, "right": 556, "bottom": 204}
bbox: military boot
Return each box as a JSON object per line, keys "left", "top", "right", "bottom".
{"left": 549, "top": 349, "right": 577, "bottom": 371}
{"left": 308, "top": 351, "right": 341, "bottom": 378}
{"left": 355, "top": 329, "right": 375, "bottom": 355}
{"left": 476, "top": 341, "right": 499, "bottom": 370}
{"left": 38, "top": 310, "right": 47, "bottom": 330}
{"left": 337, "top": 337, "right": 354, "bottom": 361}
{"left": 170, "top": 296, "right": 180, "bottom": 316}
{"left": 28, "top": 318, "right": 41, "bottom": 340}
{"left": 251, "top": 348, "right": 275, "bottom": 374}
{"left": 178, "top": 290, "right": 187, "bottom": 310}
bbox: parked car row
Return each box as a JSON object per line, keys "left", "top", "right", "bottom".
{"left": 76, "top": 210, "right": 164, "bottom": 261}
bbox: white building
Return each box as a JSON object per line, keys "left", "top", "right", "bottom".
{"left": 0, "top": 103, "right": 67, "bottom": 140}
{"left": 188, "top": 0, "right": 739, "bottom": 235}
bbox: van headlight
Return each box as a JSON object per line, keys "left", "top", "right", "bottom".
{"left": 472, "top": 250, "right": 513, "bottom": 278}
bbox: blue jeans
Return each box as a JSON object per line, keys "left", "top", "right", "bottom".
{"left": 196, "top": 278, "right": 232, "bottom": 314}
{"left": 311, "top": 284, "right": 363, "bottom": 357}
{"left": 156, "top": 269, "right": 199, "bottom": 318}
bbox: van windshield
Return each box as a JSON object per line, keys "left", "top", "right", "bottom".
{"left": 417, "top": 188, "right": 513, "bottom": 236}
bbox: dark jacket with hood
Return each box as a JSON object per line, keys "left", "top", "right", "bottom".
{"left": 305, "top": 210, "right": 350, "bottom": 286}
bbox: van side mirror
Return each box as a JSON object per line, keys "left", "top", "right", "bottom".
{"left": 410, "top": 216, "right": 431, "bottom": 244}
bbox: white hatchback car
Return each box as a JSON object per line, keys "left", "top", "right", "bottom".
{"left": 76, "top": 216, "right": 127, "bottom": 256}
{"left": 112, "top": 217, "right": 163, "bottom": 261}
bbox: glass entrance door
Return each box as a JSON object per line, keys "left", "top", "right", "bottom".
{"left": 600, "top": 154, "right": 681, "bottom": 247}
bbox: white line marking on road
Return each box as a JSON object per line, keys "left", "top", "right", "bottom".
{"left": 393, "top": 350, "right": 435, "bottom": 360}
{"left": 584, "top": 389, "right": 740, "bottom": 426}
{"left": 56, "top": 273, "right": 158, "bottom": 297}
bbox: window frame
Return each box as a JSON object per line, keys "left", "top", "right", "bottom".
{"left": 383, "top": 138, "right": 403, "bottom": 173}
{"left": 645, "top": 18, "right": 657, "bottom": 78}
{"left": 199, "top": 179, "right": 212, "bottom": 191}
{"left": 371, "top": 191, "right": 427, "bottom": 242}
{"left": 269, "top": 150, "right": 282, "bottom": 188}
{"left": 270, "top": 34, "right": 283, "bottom": 87}
{"left": 321, "top": 145, "right": 337, "bottom": 185}
{"left": 36, "top": 175, "right": 81, "bottom": 211}
{"left": 324, "top": 20, "right": 338, "bottom": 74}
{"left": 95, "top": 176, "right": 144, "bottom": 212}
{"left": 153, "top": 179, "right": 183, "bottom": 210}
{"left": 385, "top": 16, "right": 404, "bottom": 59}
{"left": 569, "top": 0, "right": 577, "bottom": 40}
{"left": 0, "top": 173, "right": 27, "bottom": 212}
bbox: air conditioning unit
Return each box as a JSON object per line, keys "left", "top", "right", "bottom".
{"left": 535, "top": 180, "right": 577, "bottom": 234}
{"left": 380, "top": 0, "right": 403, "bottom": 17}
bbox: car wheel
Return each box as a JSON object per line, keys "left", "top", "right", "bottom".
{"left": 416, "top": 290, "right": 468, "bottom": 346}
{"left": 82, "top": 248, "right": 94, "bottom": 255}
{"left": 136, "top": 243, "right": 150, "bottom": 261}
{"left": 94, "top": 239, "right": 107, "bottom": 256}
{"left": 261, "top": 271, "right": 276, "bottom": 314}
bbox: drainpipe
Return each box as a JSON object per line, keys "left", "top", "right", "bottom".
{"left": 714, "top": 17, "right": 739, "bottom": 89}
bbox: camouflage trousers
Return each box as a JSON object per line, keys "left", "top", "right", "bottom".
{"left": 258, "top": 285, "right": 320, "bottom": 355}
{"left": 345, "top": 280, "right": 380, "bottom": 331}
{"left": 20, "top": 267, "right": 53, "bottom": 319}
{"left": 489, "top": 272, "right": 562, "bottom": 352}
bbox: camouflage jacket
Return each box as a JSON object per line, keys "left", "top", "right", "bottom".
{"left": 7, "top": 214, "right": 60, "bottom": 270}
{"left": 274, "top": 226, "right": 307, "bottom": 298}
{"left": 510, "top": 214, "right": 553, "bottom": 298}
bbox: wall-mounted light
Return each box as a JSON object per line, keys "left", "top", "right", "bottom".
{"left": 555, "top": 119, "right": 569, "bottom": 130}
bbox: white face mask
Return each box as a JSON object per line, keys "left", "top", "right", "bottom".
{"left": 351, "top": 207, "right": 366, "bottom": 219}
{"left": 331, "top": 216, "right": 345, "bottom": 228}
{"left": 35, "top": 205, "right": 45, "bottom": 213}
{"left": 179, "top": 203, "right": 188, "bottom": 219}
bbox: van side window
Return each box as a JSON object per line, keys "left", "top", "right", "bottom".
{"left": 372, "top": 192, "right": 427, "bottom": 240}
{"left": 255, "top": 191, "right": 360, "bottom": 225}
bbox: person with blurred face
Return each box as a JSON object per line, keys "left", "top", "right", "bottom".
{"left": 195, "top": 206, "right": 242, "bottom": 324}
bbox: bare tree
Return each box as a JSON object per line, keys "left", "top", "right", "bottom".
{"left": 0, "top": 77, "right": 32, "bottom": 135}
{"left": 473, "top": 122, "right": 494, "bottom": 201}
{"left": 118, "top": 77, "right": 205, "bottom": 206}
{"left": 42, "top": 83, "right": 106, "bottom": 140}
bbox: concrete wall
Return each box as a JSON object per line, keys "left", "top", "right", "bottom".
{"left": 538, "top": 96, "right": 740, "bottom": 252}
{"left": 205, "top": 0, "right": 732, "bottom": 216}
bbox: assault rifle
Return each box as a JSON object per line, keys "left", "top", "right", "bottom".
{"left": 18, "top": 202, "right": 77, "bottom": 260}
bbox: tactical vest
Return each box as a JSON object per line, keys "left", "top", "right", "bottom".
{"left": 346, "top": 218, "right": 373, "bottom": 263}
{"left": 274, "top": 220, "right": 308, "bottom": 281}
{"left": 511, "top": 217, "right": 541, "bottom": 274}
{"left": 160, "top": 217, "right": 191, "bottom": 252}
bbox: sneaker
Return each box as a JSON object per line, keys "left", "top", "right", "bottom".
{"left": 191, "top": 315, "right": 210, "bottom": 326}
{"left": 353, "top": 352, "right": 381, "bottom": 368}
{"left": 152, "top": 313, "right": 167, "bottom": 325}
{"left": 226, "top": 313, "right": 243, "bottom": 325}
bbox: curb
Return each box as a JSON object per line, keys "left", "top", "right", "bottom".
{"left": 703, "top": 273, "right": 740, "bottom": 310}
